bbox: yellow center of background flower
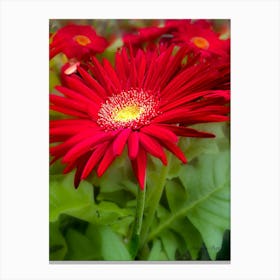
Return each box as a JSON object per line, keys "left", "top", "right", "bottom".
{"left": 191, "top": 36, "right": 210, "bottom": 49}
{"left": 74, "top": 35, "right": 91, "bottom": 46}
{"left": 113, "top": 105, "right": 143, "bottom": 122}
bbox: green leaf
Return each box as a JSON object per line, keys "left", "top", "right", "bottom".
{"left": 165, "top": 178, "right": 188, "bottom": 212}
{"left": 160, "top": 230, "right": 178, "bottom": 260}
{"left": 98, "top": 38, "right": 123, "bottom": 64}
{"left": 170, "top": 218, "right": 203, "bottom": 260}
{"left": 147, "top": 239, "right": 163, "bottom": 261}
{"left": 50, "top": 172, "right": 134, "bottom": 227}
{"left": 110, "top": 216, "right": 135, "bottom": 237}
{"left": 179, "top": 151, "right": 230, "bottom": 260}
{"left": 64, "top": 228, "right": 102, "bottom": 260}
{"left": 90, "top": 152, "right": 137, "bottom": 196}
{"left": 49, "top": 69, "right": 60, "bottom": 93}
{"left": 148, "top": 150, "right": 230, "bottom": 260}
{"left": 49, "top": 221, "right": 67, "bottom": 260}
{"left": 87, "top": 225, "right": 132, "bottom": 261}
{"left": 97, "top": 189, "right": 134, "bottom": 208}
{"left": 187, "top": 186, "right": 230, "bottom": 260}
{"left": 179, "top": 123, "right": 228, "bottom": 162}
{"left": 49, "top": 174, "right": 93, "bottom": 222}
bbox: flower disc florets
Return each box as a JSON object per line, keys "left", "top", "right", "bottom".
{"left": 97, "top": 88, "right": 160, "bottom": 130}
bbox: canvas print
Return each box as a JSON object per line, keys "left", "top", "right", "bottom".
{"left": 49, "top": 19, "right": 230, "bottom": 261}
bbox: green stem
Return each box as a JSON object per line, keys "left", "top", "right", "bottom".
{"left": 139, "top": 153, "right": 171, "bottom": 249}
{"left": 129, "top": 184, "right": 146, "bottom": 259}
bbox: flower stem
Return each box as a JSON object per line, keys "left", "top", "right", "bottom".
{"left": 129, "top": 184, "right": 146, "bottom": 259}
{"left": 139, "top": 153, "right": 171, "bottom": 249}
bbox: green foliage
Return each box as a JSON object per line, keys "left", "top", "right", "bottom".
{"left": 49, "top": 121, "right": 230, "bottom": 261}
{"left": 49, "top": 221, "right": 67, "bottom": 260}
{"left": 88, "top": 225, "right": 132, "bottom": 261}
{"left": 145, "top": 122, "right": 230, "bottom": 260}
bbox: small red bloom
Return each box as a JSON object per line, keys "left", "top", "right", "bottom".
{"left": 50, "top": 24, "right": 108, "bottom": 60}
{"left": 50, "top": 46, "right": 230, "bottom": 190}
{"left": 170, "top": 20, "right": 230, "bottom": 59}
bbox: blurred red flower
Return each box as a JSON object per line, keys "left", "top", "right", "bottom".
{"left": 123, "top": 20, "right": 230, "bottom": 60}
{"left": 50, "top": 24, "right": 108, "bottom": 60}
{"left": 169, "top": 20, "right": 230, "bottom": 59}
{"left": 50, "top": 46, "right": 230, "bottom": 190}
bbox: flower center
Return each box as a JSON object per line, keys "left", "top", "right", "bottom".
{"left": 97, "top": 89, "right": 160, "bottom": 130}
{"left": 191, "top": 36, "right": 210, "bottom": 49}
{"left": 74, "top": 35, "right": 91, "bottom": 46}
{"left": 113, "top": 105, "right": 143, "bottom": 122}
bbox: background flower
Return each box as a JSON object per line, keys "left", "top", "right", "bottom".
{"left": 50, "top": 23, "right": 108, "bottom": 60}
{"left": 123, "top": 19, "right": 230, "bottom": 60}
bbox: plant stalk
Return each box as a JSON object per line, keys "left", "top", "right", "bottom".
{"left": 129, "top": 183, "right": 146, "bottom": 259}
{"left": 139, "top": 153, "right": 171, "bottom": 249}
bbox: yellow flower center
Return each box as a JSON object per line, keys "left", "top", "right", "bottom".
{"left": 113, "top": 105, "right": 143, "bottom": 122}
{"left": 191, "top": 36, "right": 210, "bottom": 50}
{"left": 74, "top": 35, "right": 91, "bottom": 46}
{"left": 97, "top": 89, "right": 160, "bottom": 130}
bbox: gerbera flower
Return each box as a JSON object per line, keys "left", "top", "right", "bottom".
{"left": 168, "top": 20, "right": 230, "bottom": 59}
{"left": 123, "top": 20, "right": 230, "bottom": 60}
{"left": 50, "top": 46, "right": 230, "bottom": 190}
{"left": 50, "top": 23, "right": 108, "bottom": 60}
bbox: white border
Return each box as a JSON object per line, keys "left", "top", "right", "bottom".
{"left": 0, "top": 0, "right": 279, "bottom": 279}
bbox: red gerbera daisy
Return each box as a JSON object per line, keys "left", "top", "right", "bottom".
{"left": 50, "top": 46, "right": 230, "bottom": 190}
{"left": 170, "top": 20, "right": 230, "bottom": 59}
{"left": 50, "top": 24, "right": 108, "bottom": 60}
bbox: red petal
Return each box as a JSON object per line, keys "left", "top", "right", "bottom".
{"left": 102, "top": 59, "right": 122, "bottom": 91}
{"left": 91, "top": 57, "right": 116, "bottom": 93}
{"left": 143, "top": 50, "right": 158, "bottom": 89}
{"left": 50, "top": 128, "right": 98, "bottom": 158}
{"left": 50, "top": 125, "right": 92, "bottom": 136}
{"left": 63, "top": 160, "right": 78, "bottom": 174}
{"left": 139, "top": 133, "right": 167, "bottom": 165}
{"left": 81, "top": 143, "right": 109, "bottom": 179}
{"left": 141, "top": 124, "right": 178, "bottom": 144}
{"left": 50, "top": 48, "right": 61, "bottom": 59}
{"left": 77, "top": 66, "right": 108, "bottom": 99}
{"left": 96, "top": 145, "right": 116, "bottom": 177}
{"left": 135, "top": 50, "right": 146, "bottom": 87}
{"left": 154, "top": 107, "right": 229, "bottom": 124}
{"left": 113, "top": 129, "right": 131, "bottom": 156}
{"left": 160, "top": 141, "right": 187, "bottom": 164}
{"left": 55, "top": 85, "right": 99, "bottom": 109}
{"left": 50, "top": 105, "right": 88, "bottom": 118}
{"left": 64, "top": 75, "right": 103, "bottom": 104}
{"left": 74, "top": 152, "right": 92, "bottom": 188}
{"left": 50, "top": 94, "right": 87, "bottom": 113}
{"left": 159, "top": 124, "right": 216, "bottom": 138}
{"left": 181, "top": 115, "right": 230, "bottom": 125}
{"left": 158, "top": 46, "right": 189, "bottom": 89}
{"left": 115, "top": 51, "right": 128, "bottom": 87}
{"left": 146, "top": 46, "right": 174, "bottom": 90}
{"left": 62, "top": 132, "right": 115, "bottom": 163}
{"left": 50, "top": 119, "right": 97, "bottom": 128}
{"left": 128, "top": 131, "right": 139, "bottom": 159}
{"left": 160, "top": 90, "right": 227, "bottom": 112}
{"left": 131, "top": 148, "right": 147, "bottom": 190}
